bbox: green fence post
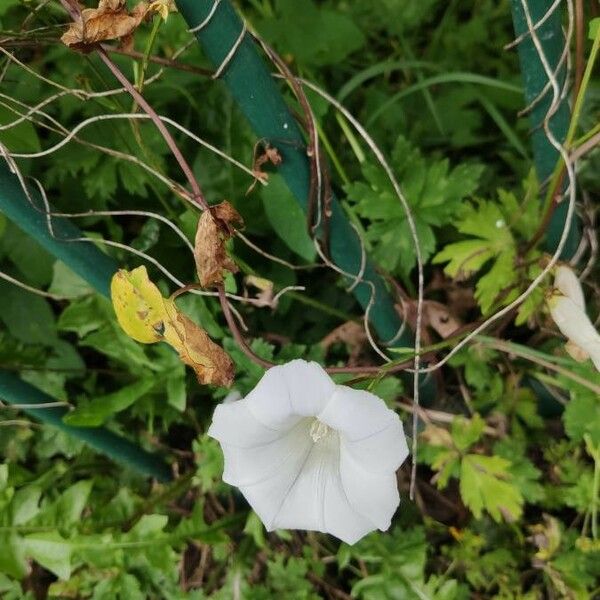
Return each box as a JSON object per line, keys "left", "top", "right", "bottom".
{"left": 510, "top": 0, "right": 581, "bottom": 257}
{"left": 0, "top": 163, "right": 172, "bottom": 480}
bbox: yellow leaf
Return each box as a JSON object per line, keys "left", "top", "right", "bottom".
{"left": 111, "top": 266, "right": 235, "bottom": 386}
{"left": 148, "top": 0, "right": 175, "bottom": 21}
{"left": 111, "top": 266, "right": 171, "bottom": 344}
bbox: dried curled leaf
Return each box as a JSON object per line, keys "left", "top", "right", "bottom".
{"left": 111, "top": 266, "right": 234, "bottom": 387}
{"left": 194, "top": 201, "right": 244, "bottom": 288}
{"left": 61, "top": 0, "right": 156, "bottom": 51}
{"left": 248, "top": 143, "right": 283, "bottom": 192}
{"left": 163, "top": 301, "right": 235, "bottom": 387}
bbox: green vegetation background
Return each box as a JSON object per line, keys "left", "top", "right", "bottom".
{"left": 0, "top": 0, "right": 599, "bottom": 598}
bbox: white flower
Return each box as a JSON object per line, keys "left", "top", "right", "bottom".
{"left": 208, "top": 359, "right": 408, "bottom": 544}
{"left": 548, "top": 266, "right": 600, "bottom": 372}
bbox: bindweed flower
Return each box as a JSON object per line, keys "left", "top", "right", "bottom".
{"left": 208, "top": 359, "right": 408, "bottom": 544}
{"left": 548, "top": 265, "right": 600, "bottom": 372}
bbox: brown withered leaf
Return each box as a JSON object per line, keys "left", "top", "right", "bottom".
{"left": 320, "top": 321, "right": 368, "bottom": 365}
{"left": 564, "top": 340, "right": 589, "bottom": 363}
{"left": 168, "top": 308, "right": 235, "bottom": 388}
{"left": 61, "top": 0, "right": 152, "bottom": 51}
{"left": 424, "top": 301, "right": 462, "bottom": 339}
{"left": 249, "top": 143, "right": 282, "bottom": 190}
{"left": 194, "top": 201, "right": 244, "bottom": 288}
{"left": 396, "top": 299, "right": 461, "bottom": 340}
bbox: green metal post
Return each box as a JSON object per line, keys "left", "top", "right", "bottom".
{"left": 0, "top": 372, "right": 172, "bottom": 481}
{"left": 510, "top": 0, "right": 581, "bottom": 257}
{"left": 0, "top": 163, "right": 172, "bottom": 480}
{"left": 175, "top": 0, "right": 409, "bottom": 347}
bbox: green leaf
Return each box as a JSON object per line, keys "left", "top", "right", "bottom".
{"left": 433, "top": 196, "right": 536, "bottom": 316}
{"left": 475, "top": 247, "right": 516, "bottom": 314}
{"left": 0, "top": 223, "right": 55, "bottom": 286}
{"left": 11, "top": 486, "right": 41, "bottom": 525}
{"left": 347, "top": 136, "right": 483, "bottom": 275}
{"left": 81, "top": 326, "right": 156, "bottom": 371}
{"left": 460, "top": 454, "right": 523, "bottom": 522}
{"left": 0, "top": 105, "right": 40, "bottom": 154}
{"left": 64, "top": 379, "right": 156, "bottom": 427}
{"left": 58, "top": 296, "right": 109, "bottom": 338}
{"left": 131, "top": 219, "right": 160, "bottom": 253}
{"left": 243, "top": 511, "right": 266, "bottom": 549}
{"left": 589, "top": 17, "right": 600, "bottom": 40}
{"left": 0, "top": 533, "right": 27, "bottom": 579}
{"left": 166, "top": 370, "right": 186, "bottom": 411}
{"left": 451, "top": 414, "right": 486, "bottom": 452}
{"left": 258, "top": 0, "right": 365, "bottom": 67}
{"left": 33, "top": 480, "right": 92, "bottom": 528}
{"left": 0, "top": 282, "right": 58, "bottom": 345}
{"left": 432, "top": 239, "right": 494, "bottom": 278}
{"left": 261, "top": 175, "right": 316, "bottom": 261}
{"left": 48, "top": 261, "right": 93, "bottom": 298}
{"left": 0, "top": 0, "right": 20, "bottom": 17}
{"left": 563, "top": 389, "right": 600, "bottom": 445}
{"left": 23, "top": 532, "right": 72, "bottom": 580}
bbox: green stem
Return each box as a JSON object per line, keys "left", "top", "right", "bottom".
{"left": 137, "top": 17, "right": 162, "bottom": 96}
{"left": 544, "top": 23, "right": 600, "bottom": 205}
{"left": 593, "top": 457, "right": 599, "bottom": 540}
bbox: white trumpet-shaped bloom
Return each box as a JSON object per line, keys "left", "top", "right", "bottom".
{"left": 548, "top": 265, "right": 600, "bottom": 372}
{"left": 208, "top": 359, "right": 408, "bottom": 544}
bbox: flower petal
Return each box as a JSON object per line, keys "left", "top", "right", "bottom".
{"left": 266, "top": 431, "right": 375, "bottom": 544}
{"left": 246, "top": 360, "right": 336, "bottom": 428}
{"left": 555, "top": 266, "right": 585, "bottom": 309}
{"left": 220, "top": 420, "right": 312, "bottom": 486}
{"left": 208, "top": 400, "right": 284, "bottom": 448}
{"left": 322, "top": 469, "right": 377, "bottom": 545}
{"left": 269, "top": 432, "right": 340, "bottom": 532}
{"left": 339, "top": 448, "right": 399, "bottom": 531}
{"left": 318, "top": 386, "right": 396, "bottom": 440}
{"left": 550, "top": 296, "right": 600, "bottom": 371}
{"left": 238, "top": 439, "right": 314, "bottom": 529}
{"left": 318, "top": 386, "right": 408, "bottom": 473}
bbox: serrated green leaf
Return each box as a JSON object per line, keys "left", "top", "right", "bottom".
{"left": 432, "top": 239, "right": 494, "bottom": 277}
{"left": 347, "top": 136, "right": 483, "bottom": 275}
{"left": 460, "top": 454, "right": 523, "bottom": 522}
{"left": 563, "top": 389, "right": 600, "bottom": 445}
{"left": 475, "top": 248, "right": 516, "bottom": 314}
{"left": 451, "top": 414, "right": 486, "bottom": 452}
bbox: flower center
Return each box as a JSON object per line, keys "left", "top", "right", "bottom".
{"left": 309, "top": 418, "right": 330, "bottom": 443}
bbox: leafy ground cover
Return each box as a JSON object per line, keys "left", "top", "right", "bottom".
{"left": 0, "top": 0, "right": 599, "bottom": 598}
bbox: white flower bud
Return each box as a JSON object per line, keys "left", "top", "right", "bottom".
{"left": 548, "top": 266, "right": 600, "bottom": 372}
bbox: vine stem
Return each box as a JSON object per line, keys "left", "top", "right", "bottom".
{"left": 96, "top": 48, "right": 208, "bottom": 211}
{"left": 58, "top": 0, "right": 208, "bottom": 210}
{"left": 216, "top": 284, "right": 274, "bottom": 369}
